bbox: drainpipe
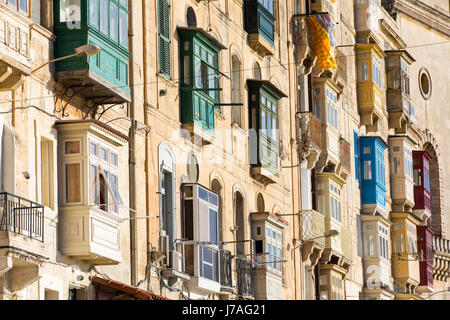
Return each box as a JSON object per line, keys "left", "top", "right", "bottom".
{"left": 285, "top": 0, "right": 299, "bottom": 300}
{"left": 141, "top": 0, "right": 152, "bottom": 292}
{"left": 128, "top": 0, "right": 137, "bottom": 287}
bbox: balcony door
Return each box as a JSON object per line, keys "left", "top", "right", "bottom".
{"left": 234, "top": 191, "right": 245, "bottom": 255}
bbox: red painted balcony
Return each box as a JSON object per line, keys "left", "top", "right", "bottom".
{"left": 413, "top": 151, "right": 431, "bottom": 221}
{"left": 416, "top": 226, "right": 434, "bottom": 293}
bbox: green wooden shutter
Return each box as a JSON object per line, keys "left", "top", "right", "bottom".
{"left": 158, "top": 0, "right": 171, "bottom": 78}
{"left": 213, "top": 53, "right": 221, "bottom": 113}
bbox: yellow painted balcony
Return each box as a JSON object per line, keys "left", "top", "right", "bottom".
{"left": 356, "top": 43, "right": 386, "bottom": 131}
{"left": 0, "top": 3, "right": 32, "bottom": 91}
{"left": 391, "top": 213, "right": 421, "bottom": 291}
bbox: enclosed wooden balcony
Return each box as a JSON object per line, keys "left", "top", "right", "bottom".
{"left": 385, "top": 50, "right": 415, "bottom": 133}
{"left": 416, "top": 226, "right": 434, "bottom": 293}
{"left": 388, "top": 135, "right": 416, "bottom": 213}
{"left": 53, "top": 0, "right": 131, "bottom": 105}
{"left": 360, "top": 214, "right": 393, "bottom": 293}
{"left": 391, "top": 213, "right": 421, "bottom": 292}
{"left": 356, "top": 43, "right": 386, "bottom": 132}
{"left": 55, "top": 120, "right": 129, "bottom": 265}
{"left": 244, "top": 0, "right": 275, "bottom": 57}
{"left": 413, "top": 151, "right": 432, "bottom": 223}
{"left": 0, "top": 3, "right": 32, "bottom": 91}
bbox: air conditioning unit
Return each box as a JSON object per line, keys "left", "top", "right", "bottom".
{"left": 159, "top": 235, "right": 170, "bottom": 267}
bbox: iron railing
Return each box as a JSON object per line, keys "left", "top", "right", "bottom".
{"left": 0, "top": 192, "right": 44, "bottom": 242}
{"left": 236, "top": 258, "right": 255, "bottom": 298}
{"left": 220, "top": 250, "right": 233, "bottom": 289}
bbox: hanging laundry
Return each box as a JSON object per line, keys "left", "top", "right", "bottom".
{"left": 308, "top": 16, "right": 337, "bottom": 70}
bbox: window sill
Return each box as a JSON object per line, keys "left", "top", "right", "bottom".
{"left": 157, "top": 73, "right": 178, "bottom": 88}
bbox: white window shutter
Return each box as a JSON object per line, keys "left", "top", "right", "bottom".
{"left": 2, "top": 124, "right": 15, "bottom": 193}
{"left": 198, "top": 199, "right": 210, "bottom": 241}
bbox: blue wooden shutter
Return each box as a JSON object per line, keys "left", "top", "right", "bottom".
{"left": 354, "top": 130, "right": 359, "bottom": 182}
{"left": 158, "top": 0, "right": 171, "bottom": 78}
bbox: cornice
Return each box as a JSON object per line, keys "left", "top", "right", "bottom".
{"left": 393, "top": 0, "right": 450, "bottom": 36}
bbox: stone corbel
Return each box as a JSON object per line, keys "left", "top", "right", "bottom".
{"left": 0, "top": 256, "right": 13, "bottom": 276}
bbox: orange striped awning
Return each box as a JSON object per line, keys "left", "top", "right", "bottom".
{"left": 308, "top": 16, "right": 337, "bottom": 70}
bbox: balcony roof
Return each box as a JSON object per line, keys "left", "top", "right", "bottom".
{"left": 177, "top": 26, "right": 227, "bottom": 50}
{"left": 55, "top": 119, "right": 129, "bottom": 143}
{"left": 246, "top": 79, "right": 288, "bottom": 99}
{"left": 92, "top": 276, "right": 170, "bottom": 300}
{"left": 250, "top": 211, "right": 289, "bottom": 226}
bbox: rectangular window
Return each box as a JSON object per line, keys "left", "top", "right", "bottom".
{"left": 110, "top": 3, "right": 118, "bottom": 42}
{"left": 158, "top": 0, "right": 171, "bottom": 78}
{"left": 89, "top": 0, "right": 99, "bottom": 27}
{"left": 99, "top": 0, "right": 108, "bottom": 34}
{"left": 364, "top": 161, "right": 372, "bottom": 180}
{"left": 354, "top": 131, "right": 359, "bottom": 182}
{"left": 66, "top": 163, "right": 81, "bottom": 203}
{"left": 360, "top": 61, "right": 368, "bottom": 81}
{"left": 41, "top": 139, "right": 54, "bottom": 209}
{"left": 119, "top": 9, "right": 128, "bottom": 47}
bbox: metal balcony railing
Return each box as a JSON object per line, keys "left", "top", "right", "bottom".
{"left": 0, "top": 192, "right": 44, "bottom": 242}
{"left": 220, "top": 250, "right": 233, "bottom": 289}
{"left": 236, "top": 258, "right": 255, "bottom": 298}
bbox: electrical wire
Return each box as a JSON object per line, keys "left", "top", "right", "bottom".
{"left": 0, "top": 39, "right": 448, "bottom": 107}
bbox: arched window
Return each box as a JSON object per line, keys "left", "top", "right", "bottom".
{"left": 186, "top": 6, "right": 197, "bottom": 27}
{"left": 234, "top": 191, "right": 245, "bottom": 255}
{"left": 231, "top": 55, "right": 242, "bottom": 127}
{"left": 211, "top": 179, "right": 223, "bottom": 242}
{"left": 257, "top": 193, "right": 265, "bottom": 212}
{"left": 424, "top": 144, "right": 444, "bottom": 235}
{"left": 253, "top": 62, "right": 262, "bottom": 80}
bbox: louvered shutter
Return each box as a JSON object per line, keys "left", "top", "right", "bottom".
{"left": 213, "top": 53, "right": 221, "bottom": 112}
{"left": 158, "top": 0, "right": 171, "bottom": 78}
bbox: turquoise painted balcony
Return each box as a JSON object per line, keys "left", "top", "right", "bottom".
{"left": 53, "top": 0, "right": 131, "bottom": 104}
{"left": 244, "top": 0, "right": 276, "bottom": 57}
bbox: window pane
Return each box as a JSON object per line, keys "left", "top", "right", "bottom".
{"left": 209, "top": 209, "right": 218, "bottom": 243}
{"left": 361, "top": 61, "right": 368, "bottom": 81}
{"left": 100, "top": 0, "right": 108, "bottom": 34}
{"left": 90, "top": 142, "right": 98, "bottom": 156}
{"left": 66, "top": 163, "right": 81, "bottom": 203}
{"left": 194, "top": 57, "right": 202, "bottom": 88}
{"left": 110, "top": 4, "right": 118, "bottom": 42}
{"left": 19, "top": 0, "right": 27, "bottom": 12}
{"left": 89, "top": 0, "right": 99, "bottom": 27}
{"left": 90, "top": 164, "right": 99, "bottom": 204}
{"left": 119, "top": 9, "right": 128, "bottom": 47}
{"left": 100, "top": 147, "right": 108, "bottom": 162}
{"left": 364, "top": 161, "right": 372, "bottom": 180}
{"left": 111, "top": 152, "right": 118, "bottom": 167}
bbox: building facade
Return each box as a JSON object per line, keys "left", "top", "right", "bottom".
{"left": 0, "top": 0, "right": 448, "bottom": 300}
